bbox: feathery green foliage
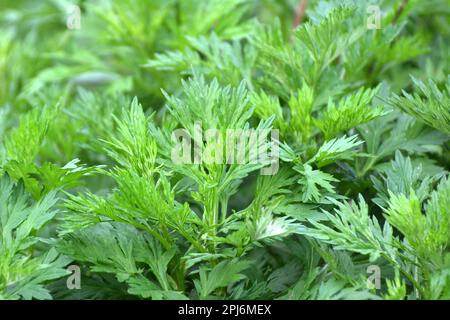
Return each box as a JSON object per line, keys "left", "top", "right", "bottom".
{"left": 0, "top": 0, "right": 449, "bottom": 301}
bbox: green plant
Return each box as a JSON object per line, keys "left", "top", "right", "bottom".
{"left": 0, "top": 175, "right": 70, "bottom": 299}
{"left": 0, "top": 0, "right": 449, "bottom": 300}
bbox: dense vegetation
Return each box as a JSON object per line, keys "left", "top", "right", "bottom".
{"left": 0, "top": 0, "right": 449, "bottom": 300}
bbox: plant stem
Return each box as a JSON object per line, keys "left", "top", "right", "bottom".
{"left": 392, "top": 0, "right": 409, "bottom": 24}
{"left": 293, "top": 0, "right": 309, "bottom": 28}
